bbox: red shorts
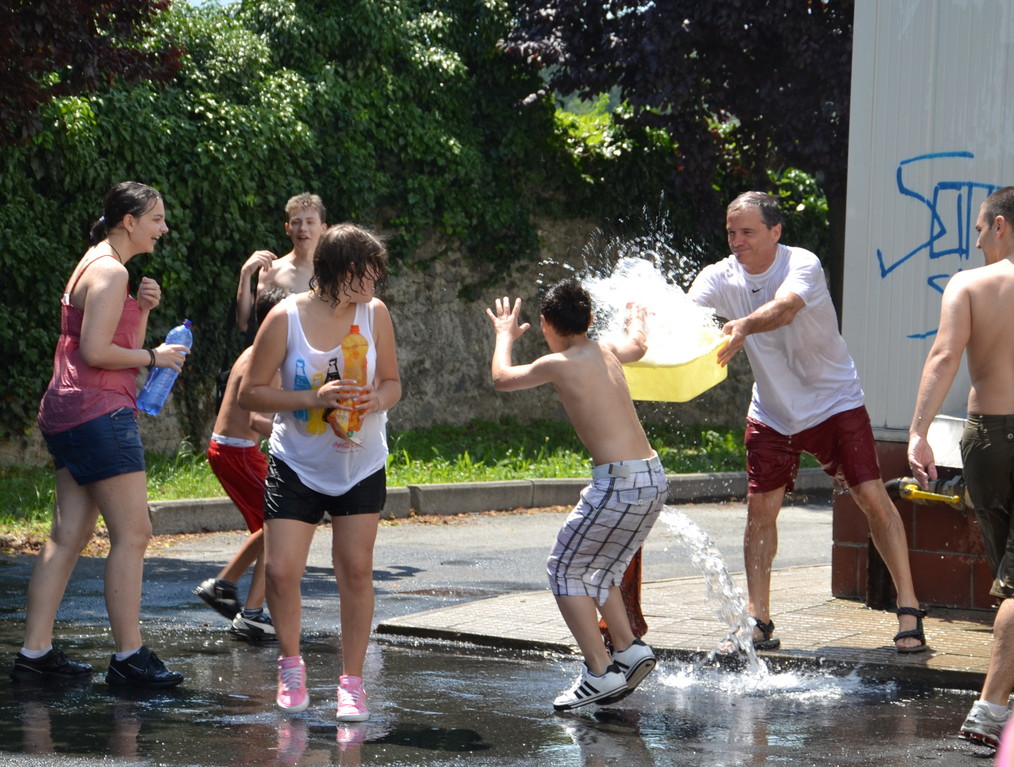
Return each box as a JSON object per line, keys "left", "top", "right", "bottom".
{"left": 206, "top": 440, "right": 268, "bottom": 532}
{"left": 744, "top": 405, "right": 882, "bottom": 494}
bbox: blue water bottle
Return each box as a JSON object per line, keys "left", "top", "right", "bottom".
{"left": 137, "top": 319, "right": 193, "bottom": 416}
{"left": 293, "top": 359, "right": 311, "bottom": 421}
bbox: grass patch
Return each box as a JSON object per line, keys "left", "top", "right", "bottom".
{"left": 1, "top": 417, "right": 760, "bottom": 548}
{"left": 386, "top": 418, "right": 748, "bottom": 482}
{"left": 145, "top": 442, "right": 232, "bottom": 500}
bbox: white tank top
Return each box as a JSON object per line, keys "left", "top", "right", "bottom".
{"left": 269, "top": 295, "right": 388, "bottom": 495}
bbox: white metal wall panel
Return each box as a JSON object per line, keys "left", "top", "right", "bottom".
{"left": 844, "top": 0, "right": 1014, "bottom": 439}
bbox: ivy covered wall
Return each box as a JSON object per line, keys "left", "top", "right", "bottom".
{"left": 0, "top": 0, "right": 826, "bottom": 452}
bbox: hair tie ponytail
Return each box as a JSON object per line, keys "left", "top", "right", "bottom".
{"left": 88, "top": 214, "right": 110, "bottom": 246}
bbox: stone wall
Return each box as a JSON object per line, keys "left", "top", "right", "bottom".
{"left": 0, "top": 218, "right": 753, "bottom": 465}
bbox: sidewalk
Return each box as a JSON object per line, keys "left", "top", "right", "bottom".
{"left": 146, "top": 467, "right": 835, "bottom": 533}
{"left": 149, "top": 469, "right": 997, "bottom": 693}
{"left": 376, "top": 564, "right": 995, "bottom": 692}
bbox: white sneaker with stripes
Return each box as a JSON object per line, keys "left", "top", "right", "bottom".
{"left": 600, "top": 639, "right": 656, "bottom": 703}
{"left": 553, "top": 663, "right": 627, "bottom": 711}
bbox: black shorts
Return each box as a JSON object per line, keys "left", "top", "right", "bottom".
{"left": 263, "top": 455, "right": 386, "bottom": 524}
{"left": 960, "top": 414, "right": 1014, "bottom": 585}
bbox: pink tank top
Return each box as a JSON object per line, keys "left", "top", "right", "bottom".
{"left": 37, "top": 255, "right": 141, "bottom": 434}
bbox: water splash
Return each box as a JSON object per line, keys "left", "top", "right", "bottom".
{"left": 578, "top": 207, "right": 709, "bottom": 287}
{"left": 537, "top": 223, "right": 722, "bottom": 365}
{"left": 659, "top": 666, "right": 891, "bottom": 703}
{"left": 659, "top": 507, "right": 766, "bottom": 674}
{"left": 582, "top": 256, "right": 722, "bottom": 365}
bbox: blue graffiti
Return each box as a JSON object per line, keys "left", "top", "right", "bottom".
{"left": 874, "top": 151, "right": 999, "bottom": 338}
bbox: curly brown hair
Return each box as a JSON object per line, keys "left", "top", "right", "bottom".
{"left": 310, "top": 224, "right": 389, "bottom": 306}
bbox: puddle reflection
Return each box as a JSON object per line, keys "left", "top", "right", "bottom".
{"left": 0, "top": 632, "right": 988, "bottom": 766}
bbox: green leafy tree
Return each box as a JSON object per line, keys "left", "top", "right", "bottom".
{"left": 508, "top": 0, "right": 853, "bottom": 308}
{"left": 236, "top": 0, "right": 562, "bottom": 277}
{"left": 0, "top": 0, "right": 568, "bottom": 441}
{"left": 0, "top": 0, "right": 181, "bottom": 141}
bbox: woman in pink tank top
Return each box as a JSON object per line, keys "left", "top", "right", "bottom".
{"left": 12, "top": 182, "right": 188, "bottom": 689}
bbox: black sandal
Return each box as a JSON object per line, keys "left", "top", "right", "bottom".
{"left": 751, "top": 616, "right": 781, "bottom": 650}
{"left": 893, "top": 606, "right": 928, "bottom": 653}
{"left": 716, "top": 617, "right": 780, "bottom": 655}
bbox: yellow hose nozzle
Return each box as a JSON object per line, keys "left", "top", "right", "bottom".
{"left": 892, "top": 477, "right": 966, "bottom": 510}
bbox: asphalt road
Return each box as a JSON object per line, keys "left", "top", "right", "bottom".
{"left": 165, "top": 493, "right": 835, "bottom": 624}
{"left": 0, "top": 492, "right": 991, "bottom": 767}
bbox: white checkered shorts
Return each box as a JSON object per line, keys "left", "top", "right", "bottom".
{"left": 547, "top": 457, "right": 668, "bottom": 605}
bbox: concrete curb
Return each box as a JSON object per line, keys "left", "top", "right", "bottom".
{"left": 148, "top": 467, "right": 833, "bottom": 535}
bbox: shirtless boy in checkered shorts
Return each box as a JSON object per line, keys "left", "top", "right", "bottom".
{"left": 486, "top": 279, "right": 667, "bottom": 711}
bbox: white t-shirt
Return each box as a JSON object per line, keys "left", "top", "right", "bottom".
{"left": 269, "top": 295, "right": 389, "bottom": 495}
{"left": 688, "top": 244, "right": 864, "bottom": 435}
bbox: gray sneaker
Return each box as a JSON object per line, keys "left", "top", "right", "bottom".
{"left": 959, "top": 700, "right": 1010, "bottom": 748}
{"left": 231, "top": 611, "right": 276, "bottom": 641}
{"left": 194, "top": 577, "right": 240, "bottom": 621}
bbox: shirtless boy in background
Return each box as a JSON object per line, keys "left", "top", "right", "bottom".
{"left": 908, "top": 186, "right": 1014, "bottom": 747}
{"left": 235, "top": 193, "right": 327, "bottom": 334}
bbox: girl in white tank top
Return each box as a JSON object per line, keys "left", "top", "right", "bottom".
{"left": 238, "top": 224, "right": 401, "bottom": 719}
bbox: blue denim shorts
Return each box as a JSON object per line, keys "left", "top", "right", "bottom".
{"left": 42, "top": 407, "right": 146, "bottom": 485}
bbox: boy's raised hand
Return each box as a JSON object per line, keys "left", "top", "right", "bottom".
{"left": 624, "top": 301, "right": 647, "bottom": 333}
{"left": 486, "top": 296, "right": 531, "bottom": 339}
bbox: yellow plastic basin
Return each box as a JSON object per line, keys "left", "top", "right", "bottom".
{"left": 623, "top": 337, "right": 729, "bottom": 403}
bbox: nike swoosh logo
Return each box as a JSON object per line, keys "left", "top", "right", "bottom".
{"left": 750, "top": 288, "right": 762, "bottom": 293}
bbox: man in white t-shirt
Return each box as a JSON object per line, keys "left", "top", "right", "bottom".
{"left": 688, "top": 191, "right": 925, "bottom": 653}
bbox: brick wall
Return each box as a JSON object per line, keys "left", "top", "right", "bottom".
{"left": 831, "top": 440, "right": 994, "bottom": 610}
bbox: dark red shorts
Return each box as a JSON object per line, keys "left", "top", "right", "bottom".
{"left": 206, "top": 440, "right": 268, "bottom": 532}
{"left": 744, "top": 405, "right": 882, "bottom": 494}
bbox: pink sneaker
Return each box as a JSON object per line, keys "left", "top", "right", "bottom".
{"left": 336, "top": 674, "right": 369, "bottom": 722}
{"left": 336, "top": 724, "right": 367, "bottom": 751}
{"left": 276, "top": 718, "right": 308, "bottom": 765}
{"left": 276, "top": 656, "right": 309, "bottom": 712}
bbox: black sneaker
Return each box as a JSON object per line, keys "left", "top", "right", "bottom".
{"left": 106, "top": 647, "right": 183, "bottom": 688}
{"left": 194, "top": 577, "right": 240, "bottom": 620}
{"left": 10, "top": 648, "right": 92, "bottom": 683}
{"left": 231, "top": 610, "right": 276, "bottom": 641}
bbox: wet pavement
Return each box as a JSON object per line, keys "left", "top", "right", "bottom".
{"left": 0, "top": 635, "right": 986, "bottom": 767}
{"left": 0, "top": 495, "right": 1002, "bottom": 766}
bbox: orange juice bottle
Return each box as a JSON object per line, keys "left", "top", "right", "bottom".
{"left": 343, "top": 325, "right": 369, "bottom": 433}
{"left": 306, "top": 372, "right": 327, "bottom": 434}
{"left": 326, "top": 325, "right": 369, "bottom": 437}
